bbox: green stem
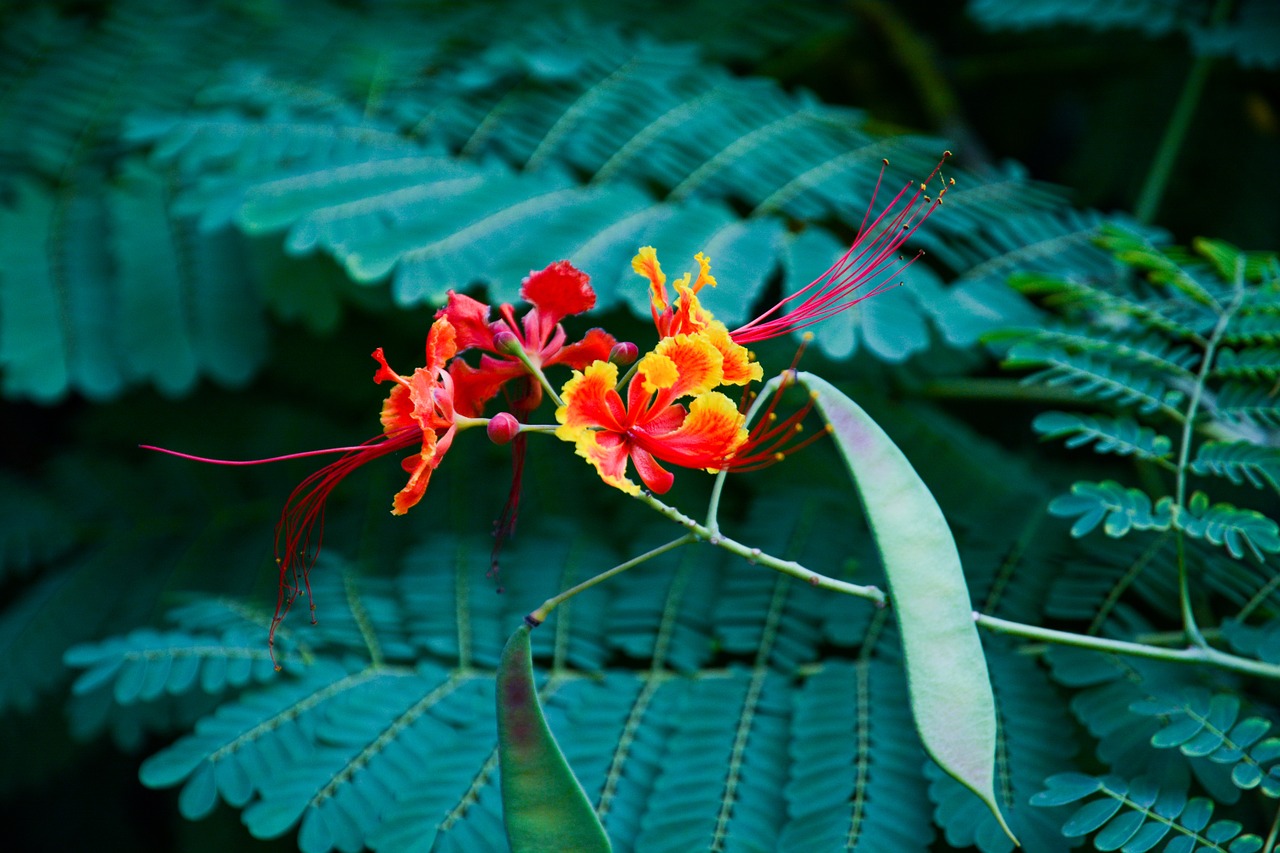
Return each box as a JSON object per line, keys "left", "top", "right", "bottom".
{"left": 637, "top": 491, "right": 888, "bottom": 604}
{"left": 1264, "top": 802, "right": 1280, "bottom": 853}
{"left": 1172, "top": 259, "right": 1244, "bottom": 647}
{"left": 527, "top": 535, "right": 695, "bottom": 625}
{"left": 631, "top": 483, "right": 1280, "bottom": 679}
{"left": 502, "top": 340, "right": 565, "bottom": 409}
{"left": 704, "top": 372, "right": 790, "bottom": 534}
{"left": 1133, "top": 0, "right": 1232, "bottom": 223}
{"left": 976, "top": 614, "right": 1280, "bottom": 680}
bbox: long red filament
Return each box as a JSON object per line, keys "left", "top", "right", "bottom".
{"left": 732, "top": 153, "right": 950, "bottom": 344}
{"left": 142, "top": 431, "right": 419, "bottom": 668}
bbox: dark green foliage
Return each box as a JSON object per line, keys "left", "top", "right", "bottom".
{"left": 1003, "top": 233, "right": 1280, "bottom": 558}
{"left": 1, "top": 0, "right": 1167, "bottom": 406}
{"left": 4, "top": 1, "right": 1280, "bottom": 852}
{"left": 967, "top": 0, "right": 1280, "bottom": 69}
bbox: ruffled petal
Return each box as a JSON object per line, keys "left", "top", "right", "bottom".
{"left": 438, "top": 291, "right": 496, "bottom": 353}
{"left": 691, "top": 252, "right": 717, "bottom": 292}
{"left": 703, "top": 322, "right": 763, "bottom": 385}
{"left": 632, "top": 246, "right": 669, "bottom": 315}
{"left": 520, "top": 260, "right": 595, "bottom": 326}
{"left": 667, "top": 276, "right": 712, "bottom": 337}
{"left": 380, "top": 383, "right": 416, "bottom": 433}
{"left": 425, "top": 315, "right": 458, "bottom": 370}
{"left": 556, "top": 361, "right": 627, "bottom": 432}
{"left": 650, "top": 333, "right": 723, "bottom": 398}
{"left": 391, "top": 429, "right": 439, "bottom": 515}
{"left": 636, "top": 351, "right": 679, "bottom": 395}
{"left": 638, "top": 390, "right": 747, "bottom": 469}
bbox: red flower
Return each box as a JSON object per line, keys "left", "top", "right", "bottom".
{"left": 440, "top": 261, "right": 617, "bottom": 415}
{"left": 555, "top": 334, "right": 748, "bottom": 495}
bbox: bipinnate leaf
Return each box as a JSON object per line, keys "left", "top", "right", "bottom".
{"left": 496, "top": 624, "right": 611, "bottom": 853}
{"left": 801, "top": 371, "right": 1018, "bottom": 845}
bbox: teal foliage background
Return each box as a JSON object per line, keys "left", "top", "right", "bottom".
{"left": 1, "top": 0, "right": 1278, "bottom": 850}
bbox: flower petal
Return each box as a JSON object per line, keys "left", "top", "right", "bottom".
{"left": 550, "top": 327, "right": 617, "bottom": 370}
{"left": 425, "top": 316, "right": 458, "bottom": 370}
{"left": 566, "top": 428, "right": 640, "bottom": 496}
{"left": 520, "top": 261, "right": 596, "bottom": 325}
{"left": 633, "top": 247, "right": 669, "bottom": 315}
{"left": 380, "top": 383, "right": 415, "bottom": 433}
{"left": 556, "top": 361, "right": 627, "bottom": 433}
{"left": 391, "top": 428, "right": 439, "bottom": 515}
{"left": 639, "top": 390, "right": 746, "bottom": 469}
{"left": 703, "top": 322, "right": 762, "bottom": 385}
{"left": 691, "top": 252, "right": 717, "bottom": 292}
{"left": 438, "top": 291, "right": 496, "bottom": 352}
{"left": 630, "top": 446, "right": 675, "bottom": 494}
{"left": 650, "top": 334, "right": 724, "bottom": 398}
{"left": 371, "top": 347, "right": 404, "bottom": 386}
{"left": 449, "top": 357, "right": 524, "bottom": 417}
{"left": 668, "top": 278, "right": 713, "bottom": 336}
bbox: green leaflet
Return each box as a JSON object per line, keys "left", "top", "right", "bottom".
{"left": 496, "top": 624, "right": 611, "bottom": 853}
{"left": 802, "top": 371, "right": 1018, "bottom": 845}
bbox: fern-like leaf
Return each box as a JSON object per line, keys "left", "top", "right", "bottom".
{"left": 1032, "top": 773, "right": 1264, "bottom": 852}
{"left": 1129, "top": 688, "right": 1280, "bottom": 797}
{"left": 1049, "top": 481, "right": 1176, "bottom": 539}
{"left": 1179, "top": 490, "right": 1280, "bottom": 561}
{"left": 1034, "top": 411, "right": 1174, "bottom": 461}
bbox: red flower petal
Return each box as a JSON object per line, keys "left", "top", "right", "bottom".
{"left": 519, "top": 261, "right": 595, "bottom": 326}
{"left": 439, "top": 291, "right": 497, "bottom": 352}
{"left": 548, "top": 327, "right": 617, "bottom": 370}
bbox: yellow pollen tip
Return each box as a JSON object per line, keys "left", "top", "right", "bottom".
{"left": 809, "top": 390, "right": 819, "bottom": 400}
{"left": 919, "top": 182, "right": 926, "bottom": 191}
{"left": 801, "top": 331, "right": 815, "bottom": 342}
{"left": 768, "top": 413, "right": 778, "bottom": 421}
{"left": 773, "top": 452, "right": 785, "bottom": 462}
{"left": 824, "top": 424, "right": 834, "bottom": 434}
{"left": 794, "top": 424, "right": 803, "bottom": 433}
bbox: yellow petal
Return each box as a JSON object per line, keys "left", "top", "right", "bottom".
{"left": 692, "top": 252, "right": 717, "bottom": 291}
{"left": 704, "top": 322, "right": 763, "bottom": 385}
{"left": 652, "top": 333, "right": 724, "bottom": 398}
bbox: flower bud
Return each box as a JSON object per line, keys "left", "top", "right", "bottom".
{"left": 487, "top": 412, "right": 521, "bottom": 445}
{"left": 493, "top": 331, "right": 522, "bottom": 355}
{"left": 609, "top": 341, "right": 639, "bottom": 366}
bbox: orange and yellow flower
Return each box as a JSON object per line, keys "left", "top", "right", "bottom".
{"left": 372, "top": 315, "right": 463, "bottom": 515}
{"left": 555, "top": 333, "right": 748, "bottom": 496}
{"left": 632, "top": 247, "right": 762, "bottom": 387}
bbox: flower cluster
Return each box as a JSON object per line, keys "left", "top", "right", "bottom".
{"left": 144, "top": 154, "right": 948, "bottom": 655}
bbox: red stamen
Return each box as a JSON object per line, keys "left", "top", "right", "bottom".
{"left": 725, "top": 338, "right": 826, "bottom": 471}
{"left": 732, "top": 153, "right": 951, "bottom": 344}
{"left": 143, "top": 431, "right": 419, "bottom": 669}
{"left": 140, "top": 444, "right": 381, "bottom": 466}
